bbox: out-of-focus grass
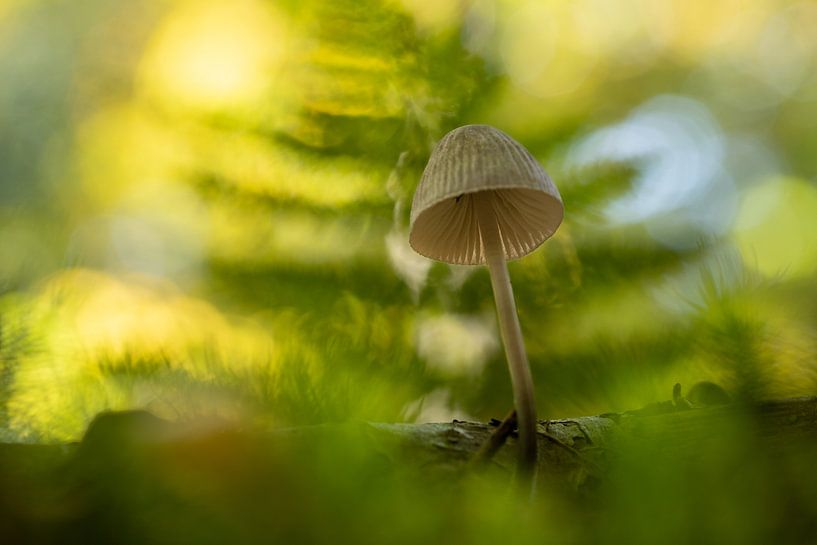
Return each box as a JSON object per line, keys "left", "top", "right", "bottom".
{"left": 2, "top": 406, "right": 817, "bottom": 545}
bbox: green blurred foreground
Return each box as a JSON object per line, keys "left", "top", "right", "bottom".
{"left": 2, "top": 401, "right": 817, "bottom": 545}
{"left": 2, "top": 0, "right": 817, "bottom": 543}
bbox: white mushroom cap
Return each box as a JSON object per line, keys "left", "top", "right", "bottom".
{"left": 409, "top": 125, "right": 563, "bottom": 265}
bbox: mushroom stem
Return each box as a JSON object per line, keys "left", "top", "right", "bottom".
{"left": 474, "top": 192, "right": 538, "bottom": 479}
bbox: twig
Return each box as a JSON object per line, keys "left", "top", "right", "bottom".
{"left": 470, "top": 409, "right": 518, "bottom": 467}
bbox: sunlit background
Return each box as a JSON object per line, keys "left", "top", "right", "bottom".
{"left": 2, "top": 0, "right": 817, "bottom": 443}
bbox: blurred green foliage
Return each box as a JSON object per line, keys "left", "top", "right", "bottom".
{"left": 2, "top": 0, "right": 817, "bottom": 542}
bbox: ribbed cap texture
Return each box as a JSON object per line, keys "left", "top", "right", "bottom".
{"left": 409, "top": 125, "right": 563, "bottom": 265}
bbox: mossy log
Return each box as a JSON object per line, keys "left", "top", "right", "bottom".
{"left": 2, "top": 396, "right": 816, "bottom": 498}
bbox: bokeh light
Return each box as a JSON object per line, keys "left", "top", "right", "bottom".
{"left": 569, "top": 95, "right": 738, "bottom": 248}
{"left": 416, "top": 312, "right": 498, "bottom": 377}
{"left": 734, "top": 177, "right": 817, "bottom": 278}
{"left": 138, "top": 0, "right": 288, "bottom": 112}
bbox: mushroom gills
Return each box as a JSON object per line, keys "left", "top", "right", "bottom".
{"left": 411, "top": 188, "right": 560, "bottom": 265}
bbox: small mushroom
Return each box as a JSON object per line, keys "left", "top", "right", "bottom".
{"left": 409, "top": 125, "right": 563, "bottom": 479}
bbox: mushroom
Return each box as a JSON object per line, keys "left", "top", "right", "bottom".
{"left": 409, "top": 125, "right": 563, "bottom": 478}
